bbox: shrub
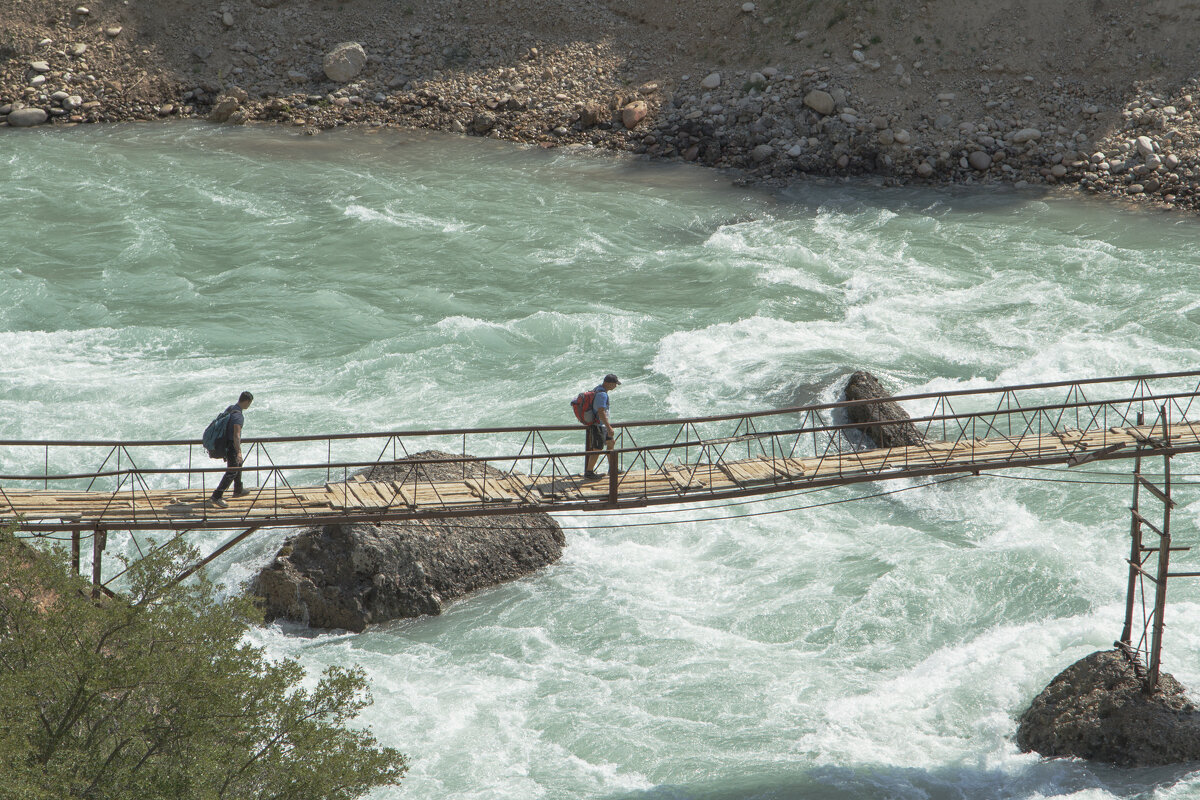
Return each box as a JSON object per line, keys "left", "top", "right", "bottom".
{"left": 0, "top": 529, "right": 407, "bottom": 800}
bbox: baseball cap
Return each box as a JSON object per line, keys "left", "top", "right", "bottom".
{"left": 603, "top": 374, "right": 621, "bottom": 385}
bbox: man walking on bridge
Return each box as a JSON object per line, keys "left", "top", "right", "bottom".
{"left": 208, "top": 391, "right": 253, "bottom": 508}
{"left": 583, "top": 374, "right": 620, "bottom": 479}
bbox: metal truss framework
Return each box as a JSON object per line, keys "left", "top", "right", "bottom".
{"left": 3, "top": 368, "right": 1200, "bottom": 688}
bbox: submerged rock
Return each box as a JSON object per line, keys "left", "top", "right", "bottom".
{"left": 252, "top": 451, "right": 565, "bottom": 631}
{"left": 1017, "top": 648, "right": 1200, "bottom": 766}
{"left": 843, "top": 370, "right": 926, "bottom": 448}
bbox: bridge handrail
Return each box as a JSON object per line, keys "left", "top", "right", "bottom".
{"left": 0, "top": 385, "right": 1194, "bottom": 484}
{"left": 0, "top": 368, "right": 1197, "bottom": 450}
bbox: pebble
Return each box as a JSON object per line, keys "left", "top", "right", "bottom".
{"left": 803, "top": 89, "right": 835, "bottom": 116}
{"left": 751, "top": 144, "right": 773, "bottom": 162}
{"left": 1011, "top": 128, "right": 1042, "bottom": 143}
{"left": 700, "top": 72, "right": 721, "bottom": 90}
{"left": 1135, "top": 135, "right": 1155, "bottom": 157}
{"left": 105, "top": 26, "right": 122, "bottom": 38}
{"left": 29, "top": 61, "right": 50, "bottom": 73}
{"left": 74, "top": 5, "right": 88, "bottom": 14}
{"left": 70, "top": 43, "right": 87, "bottom": 56}
{"left": 741, "top": 2, "right": 755, "bottom": 11}
{"left": 222, "top": 12, "right": 234, "bottom": 27}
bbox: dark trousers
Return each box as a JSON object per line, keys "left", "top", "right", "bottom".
{"left": 213, "top": 452, "right": 243, "bottom": 498}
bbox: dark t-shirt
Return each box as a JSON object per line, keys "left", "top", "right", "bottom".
{"left": 224, "top": 404, "right": 245, "bottom": 445}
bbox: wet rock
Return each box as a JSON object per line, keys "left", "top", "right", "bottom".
{"left": 843, "top": 370, "right": 926, "bottom": 448}
{"left": 1017, "top": 649, "right": 1200, "bottom": 767}
{"left": 471, "top": 110, "right": 496, "bottom": 133}
{"left": 323, "top": 41, "right": 367, "bottom": 83}
{"left": 7, "top": 107, "right": 49, "bottom": 127}
{"left": 251, "top": 452, "right": 566, "bottom": 631}
{"left": 207, "top": 96, "right": 241, "bottom": 123}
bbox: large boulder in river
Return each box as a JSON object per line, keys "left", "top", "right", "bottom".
{"left": 843, "top": 370, "right": 926, "bottom": 448}
{"left": 251, "top": 451, "right": 564, "bottom": 632}
{"left": 1017, "top": 648, "right": 1200, "bottom": 766}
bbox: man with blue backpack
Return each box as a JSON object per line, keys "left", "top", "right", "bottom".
{"left": 205, "top": 391, "right": 254, "bottom": 508}
{"left": 571, "top": 374, "right": 620, "bottom": 479}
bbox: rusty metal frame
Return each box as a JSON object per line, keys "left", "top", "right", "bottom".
{"left": 3, "top": 370, "right": 1200, "bottom": 538}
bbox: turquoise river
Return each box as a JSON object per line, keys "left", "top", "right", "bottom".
{"left": 4, "top": 122, "right": 1200, "bottom": 799}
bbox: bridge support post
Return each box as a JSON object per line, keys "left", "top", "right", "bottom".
{"left": 91, "top": 527, "right": 106, "bottom": 600}
{"left": 1121, "top": 413, "right": 1145, "bottom": 648}
{"left": 1147, "top": 406, "right": 1173, "bottom": 691}
{"left": 71, "top": 530, "right": 81, "bottom": 576}
{"left": 607, "top": 449, "right": 618, "bottom": 504}
{"left": 1117, "top": 406, "right": 1180, "bottom": 693}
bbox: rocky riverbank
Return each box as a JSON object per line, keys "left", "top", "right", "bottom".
{"left": 4, "top": 0, "right": 1200, "bottom": 211}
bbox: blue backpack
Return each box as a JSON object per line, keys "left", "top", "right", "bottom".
{"left": 202, "top": 408, "right": 234, "bottom": 459}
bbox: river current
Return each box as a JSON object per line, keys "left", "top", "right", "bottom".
{"left": 4, "top": 122, "right": 1200, "bottom": 799}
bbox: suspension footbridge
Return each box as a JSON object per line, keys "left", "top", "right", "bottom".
{"left": 4, "top": 370, "right": 1200, "bottom": 688}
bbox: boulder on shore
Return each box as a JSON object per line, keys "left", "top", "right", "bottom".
{"left": 843, "top": 370, "right": 926, "bottom": 448}
{"left": 323, "top": 41, "right": 367, "bottom": 83}
{"left": 251, "top": 451, "right": 565, "bottom": 631}
{"left": 1017, "top": 648, "right": 1200, "bottom": 766}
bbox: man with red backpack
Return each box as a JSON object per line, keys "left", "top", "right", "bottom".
{"left": 571, "top": 374, "right": 620, "bottom": 478}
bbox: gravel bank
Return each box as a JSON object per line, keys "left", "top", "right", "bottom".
{"left": 4, "top": 0, "right": 1200, "bottom": 211}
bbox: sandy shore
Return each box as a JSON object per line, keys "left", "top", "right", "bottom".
{"left": 3, "top": 0, "right": 1200, "bottom": 211}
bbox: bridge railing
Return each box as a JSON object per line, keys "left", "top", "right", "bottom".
{"left": 2, "top": 370, "right": 1200, "bottom": 523}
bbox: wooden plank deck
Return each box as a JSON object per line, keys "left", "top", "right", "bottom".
{"left": 1, "top": 422, "right": 1196, "bottom": 528}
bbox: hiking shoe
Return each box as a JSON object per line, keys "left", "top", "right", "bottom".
{"left": 207, "top": 497, "right": 228, "bottom": 509}
{"left": 232, "top": 488, "right": 252, "bottom": 498}
{"left": 584, "top": 471, "right": 599, "bottom": 479}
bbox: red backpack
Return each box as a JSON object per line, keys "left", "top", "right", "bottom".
{"left": 570, "top": 390, "right": 597, "bottom": 425}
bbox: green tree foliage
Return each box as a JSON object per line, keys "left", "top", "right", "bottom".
{"left": 0, "top": 528, "right": 407, "bottom": 799}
